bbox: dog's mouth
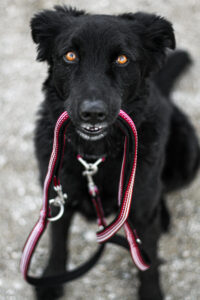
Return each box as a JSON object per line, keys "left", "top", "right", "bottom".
{"left": 76, "top": 123, "right": 108, "bottom": 141}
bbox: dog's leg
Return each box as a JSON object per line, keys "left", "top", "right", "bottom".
{"left": 160, "top": 196, "right": 171, "bottom": 233}
{"left": 136, "top": 209, "right": 163, "bottom": 300}
{"left": 35, "top": 207, "right": 74, "bottom": 300}
{"left": 162, "top": 104, "right": 200, "bottom": 192}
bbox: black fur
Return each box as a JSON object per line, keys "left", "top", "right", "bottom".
{"left": 31, "top": 6, "right": 200, "bottom": 300}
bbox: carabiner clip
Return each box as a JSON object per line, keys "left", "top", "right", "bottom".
{"left": 48, "top": 185, "right": 67, "bottom": 222}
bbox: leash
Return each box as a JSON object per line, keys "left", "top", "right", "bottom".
{"left": 20, "top": 110, "right": 150, "bottom": 286}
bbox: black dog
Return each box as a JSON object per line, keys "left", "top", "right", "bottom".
{"left": 30, "top": 6, "right": 200, "bottom": 300}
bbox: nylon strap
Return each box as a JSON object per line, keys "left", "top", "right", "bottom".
{"left": 20, "top": 110, "right": 150, "bottom": 286}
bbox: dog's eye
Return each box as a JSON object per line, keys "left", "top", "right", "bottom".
{"left": 64, "top": 51, "right": 77, "bottom": 63}
{"left": 116, "top": 55, "right": 128, "bottom": 65}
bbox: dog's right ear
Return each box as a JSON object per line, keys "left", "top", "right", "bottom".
{"left": 30, "top": 6, "right": 85, "bottom": 63}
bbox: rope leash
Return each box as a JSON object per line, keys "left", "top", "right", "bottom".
{"left": 20, "top": 110, "right": 150, "bottom": 286}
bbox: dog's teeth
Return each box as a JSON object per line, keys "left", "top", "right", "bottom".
{"left": 82, "top": 125, "right": 105, "bottom": 133}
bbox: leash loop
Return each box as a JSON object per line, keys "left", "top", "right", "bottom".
{"left": 48, "top": 185, "right": 67, "bottom": 222}
{"left": 21, "top": 110, "right": 151, "bottom": 285}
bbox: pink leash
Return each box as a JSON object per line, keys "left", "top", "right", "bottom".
{"left": 20, "top": 110, "right": 150, "bottom": 283}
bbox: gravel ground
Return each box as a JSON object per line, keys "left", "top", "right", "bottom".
{"left": 0, "top": 1, "right": 200, "bottom": 299}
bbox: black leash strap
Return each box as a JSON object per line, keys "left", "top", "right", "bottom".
{"left": 27, "top": 234, "right": 129, "bottom": 286}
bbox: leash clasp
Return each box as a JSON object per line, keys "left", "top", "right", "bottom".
{"left": 77, "top": 156, "right": 104, "bottom": 196}
{"left": 48, "top": 185, "right": 67, "bottom": 222}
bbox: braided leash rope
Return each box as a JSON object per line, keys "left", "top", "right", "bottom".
{"left": 20, "top": 109, "right": 150, "bottom": 285}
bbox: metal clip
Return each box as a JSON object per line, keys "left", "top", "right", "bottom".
{"left": 53, "top": 185, "right": 67, "bottom": 205}
{"left": 48, "top": 185, "right": 67, "bottom": 222}
{"left": 136, "top": 238, "right": 142, "bottom": 245}
{"left": 78, "top": 156, "right": 103, "bottom": 196}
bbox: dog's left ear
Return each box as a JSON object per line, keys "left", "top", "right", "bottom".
{"left": 120, "top": 12, "right": 175, "bottom": 73}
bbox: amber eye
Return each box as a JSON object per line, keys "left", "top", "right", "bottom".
{"left": 116, "top": 54, "right": 128, "bottom": 65}
{"left": 64, "top": 51, "right": 77, "bottom": 62}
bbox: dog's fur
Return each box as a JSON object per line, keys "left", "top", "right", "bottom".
{"left": 31, "top": 6, "right": 200, "bottom": 300}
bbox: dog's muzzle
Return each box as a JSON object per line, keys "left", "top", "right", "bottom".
{"left": 77, "top": 123, "right": 108, "bottom": 140}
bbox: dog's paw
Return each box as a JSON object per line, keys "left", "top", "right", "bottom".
{"left": 35, "top": 285, "right": 64, "bottom": 300}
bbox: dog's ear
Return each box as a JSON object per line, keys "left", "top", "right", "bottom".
{"left": 120, "top": 12, "right": 175, "bottom": 73}
{"left": 30, "top": 6, "right": 85, "bottom": 63}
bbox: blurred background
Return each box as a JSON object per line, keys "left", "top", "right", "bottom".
{"left": 0, "top": 1, "right": 199, "bottom": 299}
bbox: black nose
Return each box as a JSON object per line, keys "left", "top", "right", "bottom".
{"left": 79, "top": 100, "right": 107, "bottom": 123}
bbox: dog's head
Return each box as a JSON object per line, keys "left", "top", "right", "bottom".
{"left": 31, "top": 6, "right": 175, "bottom": 142}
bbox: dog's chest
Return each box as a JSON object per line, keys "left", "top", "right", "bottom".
{"left": 59, "top": 154, "right": 122, "bottom": 217}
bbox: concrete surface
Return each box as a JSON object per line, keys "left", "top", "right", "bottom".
{"left": 0, "top": 0, "right": 199, "bottom": 299}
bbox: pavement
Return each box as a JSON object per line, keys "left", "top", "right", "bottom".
{"left": 0, "top": 0, "right": 200, "bottom": 299}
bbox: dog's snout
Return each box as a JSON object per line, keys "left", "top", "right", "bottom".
{"left": 79, "top": 100, "right": 107, "bottom": 123}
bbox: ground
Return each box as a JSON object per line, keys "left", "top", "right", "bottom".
{"left": 0, "top": 0, "right": 200, "bottom": 299}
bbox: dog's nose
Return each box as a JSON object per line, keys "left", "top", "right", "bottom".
{"left": 79, "top": 100, "right": 107, "bottom": 123}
